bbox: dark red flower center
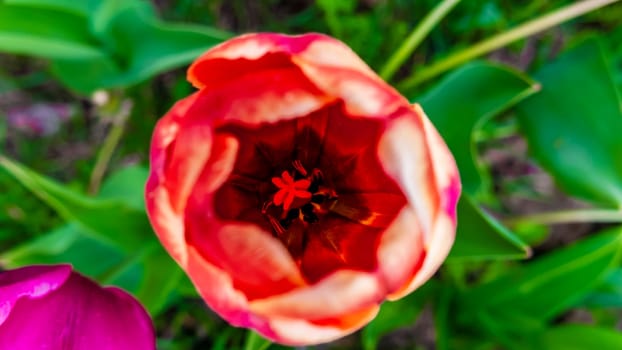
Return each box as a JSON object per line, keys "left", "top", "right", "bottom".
{"left": 264, "top": 163, "right": 336, "bottom": 230}
{"left": 212, "top": 102, "right": 407, "bottom": 284}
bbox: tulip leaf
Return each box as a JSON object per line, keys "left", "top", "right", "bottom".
{"left": 578, "top": 268, "right": 622, "bottom": 308}
{"left": 0, "top": 155, "right": 151, "bottom": 252}
{"left": 1, "top": 222, "right": 183, "bottom": 315}
{"left": 133, "top": 243, "right": 185, "bottom": 315}
{"left": 1, "top": 223, "right": 129, "bottom": 279}
{"left": 448, "top": 195, "right": 530, "bottom": 260}
{"left": 537, "top": 325, "right": 622, "bottom": 350}
{"left": 0, "top": 4, "right": 105, "bottom": 60}
{"left": 243, "top": 331, "right": 272, "bottom": 350}
{"left": 1, "top": 223, "right": 84, "bottom": 267}
{"left": 0, "top": 1, "right": 229, "bottom": 94}
{"left": 417, "top": 61, "right": 539, "bottom": 197}
{"left": 459, "top": 226, "right": 622, "bottom": 324}
{"left": 516, "top": 39, "right": 622, "bottom": 207}
{"left": 361, "top": 281, "right": 436, "bottom": 350}
{"left": 50, "top": 1, "right": 230, "bottom": 93}
{"left": 1, "top": 0, "right": 93, "bottom": 14}
{"left": 415, "top": 62, "right": 538, "bottom": 260}
{"left": 98, "top": 164, "right": 149, "bottom": 210}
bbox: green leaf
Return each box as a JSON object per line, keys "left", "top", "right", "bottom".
{"left": 418, "top": 61, "right": 539, "bottom": 197}
{"left": 0, "top": 155, "right": 151, "bottom": 252}
{"left": 415, "top": 62, "right": 537, "bottom": 261}
{"left": 579, "top": 268, "right": 622, "bottom": 308}
{"left": 1, "top": 0, "right": 95, "bottom": 14}
{"left": 243, "top": 331, "right": 272, "bottom": 350}
{"left": 448, "top": 195, "right": 530, "bottom": 260}
{"left": 361, "top": 281, "right": 436, "bottom": 350}
{"left": 537, "top": 325, "right": 622, "bottom": 350}
{"left": 1, "top": 223, "right": 83, "bottom": 266}
{"left": 133, "top": 243, "right": 184, "bottom": 315}
{"left": 51, "top": 1, "right": 230, "bottom": 93}
{"left": 98, "top": 164, "right": 149, "bottom": 210}
{"left": 1, "top": 223, "right": 129, "bottom": 279}
{"left": 1, "top": 222, "right": 182, "bottom": 315}
{"left": 460, "top": 226, "right": 622, "bottom": 323}
{"left": 516, "top": 39, "right": 622, "bottom": 207}
{"left": 0, "top": 4, "right": 104, "bottom": 60}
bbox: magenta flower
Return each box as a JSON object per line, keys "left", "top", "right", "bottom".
{"left": 0, "top": 265, "right": 155, "bottom": 349}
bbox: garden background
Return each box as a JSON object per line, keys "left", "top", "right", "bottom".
{"left": 1, "top": 0, "right": 622, "bottom": 349}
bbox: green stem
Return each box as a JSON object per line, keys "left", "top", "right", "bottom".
{"left": 379, "top": 0, "right": 461, "bottom": 81}
{"left": 88, "top": 99, "right": 133, "bottom": 195}
{"left": 398, "top": 0, "right": 620, "bottom": 90}
{"left": 243, "top": 331, "right": 272, "bottom": 350}
{"left": 504, "top": 208, "right": 622, "bottom": 226}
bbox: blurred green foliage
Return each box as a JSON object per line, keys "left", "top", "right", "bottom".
{"left": 1, "top": 0, "right": 622, "bottom": 349}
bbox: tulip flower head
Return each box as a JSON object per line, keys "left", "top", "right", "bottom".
{"left": 0, "top": 265, "right": 155, "bottom": 349}
{"left": 146, "top": 33, "right": 460, "bottom": 345}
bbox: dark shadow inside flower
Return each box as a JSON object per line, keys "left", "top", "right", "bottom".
{"left": 199, "top": 102, "right": 408, "bottom": 291}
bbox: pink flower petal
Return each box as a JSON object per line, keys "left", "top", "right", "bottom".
{"left": 0, "top": 265, "right": 71, "bottom": 324}
{"left": 0, "top": 266, "right": 155, "bottom": 350}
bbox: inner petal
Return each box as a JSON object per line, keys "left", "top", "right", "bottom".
{"left": 212, "top": 103, "right": 407, "bottom": 283}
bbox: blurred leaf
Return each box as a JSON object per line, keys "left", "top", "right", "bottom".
{"left": 448, "top": 196, "right": 530, "bottom": 260}
{"left": 51, "top": 1, "right": 230, "bottom": 93}
{"left": 0, "top": 155, "right": 151, "bottom": 252}
{"left": 1, "top": 223, "right": 83, "bottom": 266}
{"left": 1, "top": 0, "right": 94, "bottom": 14}
{"left": 0, "top": 1, "right": 229, "bottom": 93}
{"left": 418, "top": 61, "right": 539, "bottom": 197}
{"left": 1, "top": 222, "right": 182, "bottom": 315}
{"left": 361, "top": 281, "right": 436, "bottom": 350}
{"left": 516, "top": 39, "right": 622, "bottom": 207}
{"left": 579, "top": 268, "right": 622, "bottom": 308}
{"left": 0, "top": 4, "right": 104, "bottom": 59}
{"left": 537, "top": 325, "right": 622, "bottom": 350}
{"left": 460, "top": 226, "right": 622, "bottom": 323}
{"left": 1, "top": 223, "right": 129, "bottom": 279}
{"left": 134, "top": 243, "right": 184, "bottom": 315}
{"left": 243, "top": 331, "right": 272, "bottom": 350}
{"left": 98, "top": 164, "right": 148, "bottom": 210}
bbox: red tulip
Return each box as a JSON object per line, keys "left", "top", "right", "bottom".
{"left": 0, "top": 265, "right": 155, "bottom": 349}
{"left": 145, "top": 33, "right": 460, "bottom": 345}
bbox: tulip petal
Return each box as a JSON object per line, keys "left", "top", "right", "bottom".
{"left": 416, "top": 104, "right": 461, "bottom": 224}
{"left": 187, "top": 222, "right": 305, "bottom": 300}
{"left": 0, "top": 265, "right": 71, "bottom": 325}
{"left": 378, "top": 110, "right": 440, "bottom": 240}
{"left": 0, "top": 269, "right": 155, "bottom": 350}
{"left": 266, "top": 304, "right": 379, "bottom": 346}
{"left": 295, "top": 63, "right": 406, "bottom": 118}
{"left": 376, "top": 206, "right": 426, "bottom": 296}
{"left": 187, "top": 68, "right": 329, "bottom": 126}
{"left": 188, "top": 33, "right": 373, "bottom": 89}
{"left": 249, "top": 270, "right": 383, "bottom": 320}
{"left": 183, "top": 135, "right": 306, "bottom": 299}
{"left": 388, "top": 107, "right": 460, "bottom": 298}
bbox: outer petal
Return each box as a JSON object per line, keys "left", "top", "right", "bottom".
{"left": 0, "top": 266, "right": 155, "bottom": 350}
{"left": 375, "top": 206, "right": 426, "bottom": 295}
{"left": 146, "top": 93, "right": 202, "bottom": 266}
{"left": 0, "top": 265, "right": 71, "bottom": 324}
{"left": 249, "top": 270, "right": 384, "bottom": 320}
{"left": 188, "top": 33, "right": 376, "bottom": 90}
{"left": 188, "top": 32, "right": 408, "bottom": 120}
{"left": 266, "top": 305, "right": 380, "bottom": 346}
{"left": 378, "top": 106, "right": 460, "bottom": 299}
{"left": 392, "top": 106, "right": 460, "bottom": 297}
{"left": 186, "top": 67, "right": 329, "bottom": 126}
